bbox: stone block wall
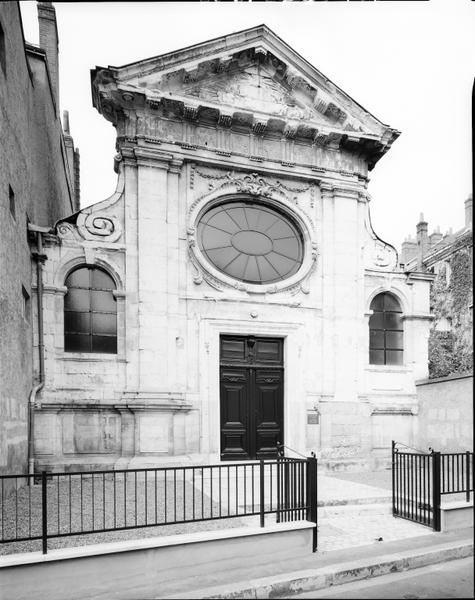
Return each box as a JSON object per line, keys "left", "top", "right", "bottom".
{"left": 416, "top": 373, "right": 473, "bottom": 452}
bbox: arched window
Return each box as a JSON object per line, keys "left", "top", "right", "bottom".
{"left": 369, "top": 293, "right": 403, "bottom": 365}
{"left": 64, "top": 266, "right": 117, "bottom": 353}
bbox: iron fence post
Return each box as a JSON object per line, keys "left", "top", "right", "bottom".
{"left": 41, "top": 471, "right": 47, "bottom": 554}
{"left": 466, "top": 451, "right": 470, "bottom": 503}
{"left": 431, "top": 452, "right": 441, "bottom": 532}
{"left": 259, "top": 460, "right": 265, "bottom": 528}
{"left": 306, "top": 456, "right": 318, "bottom": 552}
{"left": 391, "top": 441, "right": 396, "bottom": 516}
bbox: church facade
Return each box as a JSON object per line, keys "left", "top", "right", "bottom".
{"left": 32, "top": 26, "right": 433, "bottom": 472}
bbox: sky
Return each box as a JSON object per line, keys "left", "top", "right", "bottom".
{"left": 19, "top": 0, "right": 474, "bottom": 250}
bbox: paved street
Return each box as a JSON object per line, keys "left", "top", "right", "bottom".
{"left": 291, "top": 557, "right": 474, "bottom": 599}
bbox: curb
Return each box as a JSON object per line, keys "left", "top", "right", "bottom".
{"left": 164, "top": 538, "right": 473, "bottom": 599}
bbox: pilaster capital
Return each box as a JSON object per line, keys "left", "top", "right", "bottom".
{"left": 321, "top": 181, "right": 361, "bottom": 200}
{"left": 121, "top": 146, "right": 175, "bottom": 170}
{"left": 319, "top": 182, "right": 334, "bottom": 197}
{"left": 168, "top": 158, "right": 184, "bottom": 174}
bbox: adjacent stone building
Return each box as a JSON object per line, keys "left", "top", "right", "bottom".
{"left": 0, "top": 1, "right": 79, "bottom": 475}
{"left": 401, "top": 197, "right": 473, "bottom": 379}
{"left": 32, "top": 25, "right": 433, "bottom": 472}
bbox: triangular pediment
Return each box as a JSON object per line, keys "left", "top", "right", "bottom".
{"left": 92, "top": 25, "right": 399, "bottom": 164}
{"left": 130, "top": 60, "right": 359, "bottom": 131}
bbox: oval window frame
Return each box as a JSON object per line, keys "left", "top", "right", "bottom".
{"left": 197, "top": 199, "right": 305, "bottom": 285}
{"left": 188, "top": 193, "right": 316, "bottom": 294}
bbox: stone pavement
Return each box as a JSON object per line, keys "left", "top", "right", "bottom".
{"left": 315, "top": 469, "right": 431, "bottom": 552}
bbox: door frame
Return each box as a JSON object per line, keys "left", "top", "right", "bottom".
{"left": 199, "top": 318, "right": 306, "bottom": 462}
{"left": 219, "top": 334, "right": 284, "bottom": 460}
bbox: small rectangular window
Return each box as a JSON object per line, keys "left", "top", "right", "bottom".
{"left": 22, "top": 286, "right": 30, "bottom": 322}
{"left": 9, "top": 185, "right": 15, "bottom": 219}
{"left": 0, "top": 21, "right": 6, "bottom": 77}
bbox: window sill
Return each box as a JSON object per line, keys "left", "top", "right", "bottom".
{"left": 365, "top": 365, "right": 411, "bottom": 373}
{"left": 59, "top": 352, "right": 126, "bottom": 363}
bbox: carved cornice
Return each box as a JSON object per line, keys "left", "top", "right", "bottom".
{"left": 91, "top": 25, "right": 400, "bottom": 171}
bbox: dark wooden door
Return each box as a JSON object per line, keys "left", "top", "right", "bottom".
{"left": 220, "top": 335, "right": 284, "bottom": 460}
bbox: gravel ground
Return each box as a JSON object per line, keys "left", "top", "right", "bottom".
{"left": 0, "top": 471, "right": 247, "bottom": 555}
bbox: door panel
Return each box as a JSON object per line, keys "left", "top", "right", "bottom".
{"left": 220, "top": 336, "right": 284, "bottom": 460}
{"left": 220, "top": 368, "right": 249, "bottom": 459}
{"left": 255, "top": 339, "right": 283, "bottom": 364}
{"left": 254, "top": 369, "right": 284, "bottom": 459}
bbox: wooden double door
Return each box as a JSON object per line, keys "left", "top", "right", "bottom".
{"left": 220, "top": 335, "right": 284, "bottom": 460}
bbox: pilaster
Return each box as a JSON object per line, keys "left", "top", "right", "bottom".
{"left": 319, "top": 182, "right": 335, "bottom": 398}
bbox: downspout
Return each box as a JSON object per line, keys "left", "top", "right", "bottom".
{"left": 28, "top": 224, "right": 50, "bottom": 476}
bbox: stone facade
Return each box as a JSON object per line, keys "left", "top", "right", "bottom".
{"left": 32, "top": 25, "right": 433, "bottom": 471}
{"left": 0, "top": 2, "right": 78, "bottom": 475}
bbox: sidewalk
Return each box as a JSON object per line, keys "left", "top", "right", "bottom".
{"left": 159, "top": 471, "right": 474, "bottom": 599}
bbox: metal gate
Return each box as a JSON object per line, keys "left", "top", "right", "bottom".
{"left": 392, "top": 442, "right": 437, "bottom": 529}
{"left": 392, "top": 441, "right": 473, "bottom": 531}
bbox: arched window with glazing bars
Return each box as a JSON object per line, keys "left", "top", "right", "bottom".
{"left": 64, "top": 266, "right": 117, "bottom": 353}
{"left": 369, "top": 292, "right": 403, "bottom": 365}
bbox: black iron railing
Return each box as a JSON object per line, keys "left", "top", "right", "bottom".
{"left": 1, "top": 457, "right": 318, "bottom": 554}
{"left": 392, "top": 441, "right": 473, "bottom": 531}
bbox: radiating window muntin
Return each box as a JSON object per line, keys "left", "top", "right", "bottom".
{"left": 369, "top": 292, "right": 403, "bottom": 366}
{"left": 197, "top": 200, "right": 304, "bottom": 285}
{"left": 64, "top": 267, "right": 117, "bottom": 354}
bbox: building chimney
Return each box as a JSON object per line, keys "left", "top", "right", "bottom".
{"left": 62, "top": 110, "right": 80, "bottom": 211}
{"left": 429, "top": 226, "right": 443, "bottom": 247}
{"left": 465, "top": 194, "right": 472, "bottom": 229}
{"left": 416, "top": 213, "right": 428, "bottom": 269}
{"left": 400, "top": 236, "right": 418, "bottom": 267}
{"left": 37, "top": 2, "right": 59, "bottom": 107}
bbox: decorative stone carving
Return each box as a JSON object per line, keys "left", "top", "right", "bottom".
{"left": 363, "top": 202, "right": 398, "bottom": 270}
{"left": 76, "top": 212, "right": 123, "bottom": 242}
{"left": 186, "top": 171, "right": 317, "bottom": 296}
{"left": 218, "top": 112, "right": 233, "bottom": 128}
{"left": 57, "top": 222, "right": 80, "bottom": 241}
{"left": 252, "top": 120, "right": 267, "bottom": 135}
{"left": 183, "top": 105, "right": 199, "bottom": 121}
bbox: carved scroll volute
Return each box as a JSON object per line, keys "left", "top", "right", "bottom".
{"left": 76, "top": 212, "right": 123, "bottom": 243}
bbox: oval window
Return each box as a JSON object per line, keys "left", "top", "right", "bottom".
{"left": 197, "top": 201, "right": 304, "bottom": 284}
